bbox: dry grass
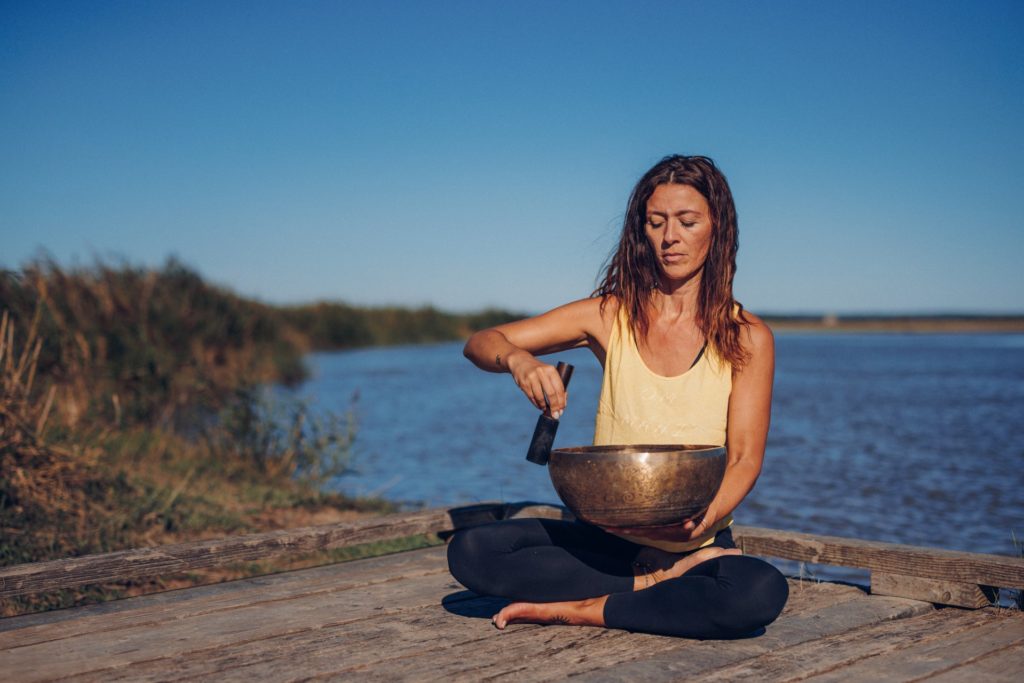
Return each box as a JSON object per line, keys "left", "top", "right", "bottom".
{"left": 0, "top": 259, "right": 517, "bottom": 616}
{"left": 0, "top": 310, "right": 107, "bottom": 562}
{"left": 0, "top": 292, "right": 385, "bottom": 616}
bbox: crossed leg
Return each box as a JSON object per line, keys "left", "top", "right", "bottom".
{"left": 447, "top": 518, "right": 785, "bottom": 638}
{"left": 491, "top": 545, "right": 741, "bottom": 629}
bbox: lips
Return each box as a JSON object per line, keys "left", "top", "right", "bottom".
{"left": 662, "top": 253, "right": 684, "bottom": 263}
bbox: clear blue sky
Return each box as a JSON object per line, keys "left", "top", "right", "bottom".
{"left": 2, "top": 0, "right": 1022, "bottom": 314}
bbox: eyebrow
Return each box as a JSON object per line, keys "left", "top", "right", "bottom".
{"left": 647, "top": 209, "right": 704, "bottom": 216}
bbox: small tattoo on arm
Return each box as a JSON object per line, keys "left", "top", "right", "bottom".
{"left": 495, "top": 353, "right": 502, "bottom": 369}
{"left": 550, "top": 614, "right": 571, "bottom": 625}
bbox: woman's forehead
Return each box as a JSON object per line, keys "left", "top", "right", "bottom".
{"left": 646, "top": 184, "right": 708, "bottom": 213}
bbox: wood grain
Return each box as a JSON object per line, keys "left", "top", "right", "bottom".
{"left": 799, "top": 610, "right": 1024, "bottom": 682}
{"left": 0, "top": 544, "right": 932, "bottom": 683}
{"left": 0, "top": 547, "right": 450, "bottom": 648}
{"left": 925, "top": 641, "right": 1024, "bottom": 683}
{"left": 3, "top": 501, "right": 1021, "bottom": 605}
{"left": 555, "top": 594, "right": 932, "bottom": 682}
{"left": 0, "top": 551, "right": 460, "bottom": 681}
{"left": 688, "top": 606, "right": 987, "bottom": 681}
{"left": 0, "top": 508, "right": 451, "bottom": 599}
{"left": 733, "top": 525, "right": 1024, "bottom": 589}
{"left": 44, "top": 582, "right": 923, "bottom": 682}
{"left": 0, "top": 502, "right": 569, "bottom": 600}
{"left": 871, "top": 571, "right": 992, "bottom": 608}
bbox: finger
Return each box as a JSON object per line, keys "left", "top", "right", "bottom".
{"left": 537, "top": 375, "right": 559, "bottom": 417}
{"left": 527, "top": 382, "right": 547, "bottom": 411}
{"left": 520, "top": 366, "right": 551, "bottom": 412}
{"left": 516, "top": 375, "right": 544, "bottom": 411}
{"left": 539, "top": 368, "right": 566, "bottom": 417}
{"left": 682, "top": 511, "right": 706, "bottom": 529}
{"left": 531, "top": 374, "right": 552, "bottom": 412}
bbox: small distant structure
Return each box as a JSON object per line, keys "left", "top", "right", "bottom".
{"left": 822, "top": 312, "right": 840, "bottom": 328}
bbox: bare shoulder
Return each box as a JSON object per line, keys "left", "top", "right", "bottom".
{"left": 492, "top": 295, "right": 614, "bottom": 353}
{"left": 737, "top": 309, "right": 775, "bottom": 357}
{"left": 561, "top": 295, "right": 618, "bottom": 341}
{"left": 532, "top": 295, "right": 611, "bottom": 327}
{"left": 594, "top": 294, "right": 621, "bottom": 325}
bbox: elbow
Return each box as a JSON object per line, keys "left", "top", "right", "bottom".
{"left": 725, "top": 445, "right": 765, "bottom": 479}
{"left": 463, "top": 328, "right": 496, "bottom": 367}
{"left": 463, "top": 330, "right": 483, "bottom": 361}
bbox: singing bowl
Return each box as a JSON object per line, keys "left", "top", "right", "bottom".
{"left": 547, "top": 444, "right": 727, "bottom": 528}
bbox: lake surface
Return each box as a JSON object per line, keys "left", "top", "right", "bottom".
{"left": 286, "top": 334, "right": 1024, "bottom": 565}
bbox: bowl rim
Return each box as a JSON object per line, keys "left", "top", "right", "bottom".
{"left": 550, "top": 444, "right": 726, "bottom": 461}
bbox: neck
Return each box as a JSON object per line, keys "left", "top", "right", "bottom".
{"left": 651, "top": 272, "right": 702, "bottom": 320}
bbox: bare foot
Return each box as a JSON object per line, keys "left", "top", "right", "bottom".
{"left": 633, "top": 546, "right": 742, "bottom": 590}
{"left": 492, "top": 596, "right": 608, "bottom": 630}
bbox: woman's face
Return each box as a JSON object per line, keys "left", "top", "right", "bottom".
{"left": 644, "top": 183, "right": 713, "bottom": 284}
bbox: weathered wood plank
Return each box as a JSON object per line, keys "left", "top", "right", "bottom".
{"left": 733, "top": 525, "right": 1024, "bottom": 588}
{"left": 3, "top": 552, "right": 834, "bottom": 673}
{"left": 0, "top": 508, "right": 451, "bottom": 599}
{"left": 0, "top": 502, "right": 566, "bottom": 601}
{"left": 0, "top": 545, "right": 890, "bottom": 683}
{"left": 376, "top": 592, "right": 928, "bottom": 682}
{"left": 4, "top": 501, "right": 1021, "bottom": 604}
{"left": 54, "top": 580, "right": 909, "bottom": 683}
{"left": 0, "top": 547, "right": 450, "bottom": 648}
{"left": 925, "top": 641, "right": 1024, "bottom": 683}
{"left": 799, "top": 609, "right": 1024, "bottom": 682}
{"left": 686, "top": 605, "right": 989, "bottom": 681}
{"left": 11, "top": 500, "right": 1020, "bottom": 683}
{"left": 70, "top": 605, "right": 665, "bottom": 682}
{"left": 576, "top": 595, "right": 932, "bottom": 682}
{"left": 872, "top": 571, "right": 992, "bottom": 608}
{"left": 347, "top": 583, "right": 901, "bottom": 682}
{"left": 0, "top": 555, "right": 462, "bottom": 681}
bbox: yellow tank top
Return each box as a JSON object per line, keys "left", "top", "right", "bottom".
{"left": 594, "top": 306, "right": 733, "bottom": 552}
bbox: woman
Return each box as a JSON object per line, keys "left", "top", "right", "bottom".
{"left": 447, "top": 155, "right": 788, "bottom": 639}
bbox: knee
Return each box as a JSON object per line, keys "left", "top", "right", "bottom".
{"left": 447, "top": 524, "right": 510, "bottom": 596}
{"left": 711, "top": 556, "right": 790, "bottom": 637}
{"left": 446, "top": 528, "right": 483, "bottom": 590}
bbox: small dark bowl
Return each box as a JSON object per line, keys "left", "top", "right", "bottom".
{"left": 548, "top": 444, "right": 727, "bottom": 528}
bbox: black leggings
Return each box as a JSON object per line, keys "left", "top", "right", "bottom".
{"left": 447, "top": 518, "right": 789, "bottom": 639}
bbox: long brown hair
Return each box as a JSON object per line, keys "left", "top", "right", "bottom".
{"left": 594, "top": 155, "right": 749, "bottom": 367}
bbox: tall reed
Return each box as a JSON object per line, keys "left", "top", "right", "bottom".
{"left": 0, "top": 257, "right": 517, "bottom": 614}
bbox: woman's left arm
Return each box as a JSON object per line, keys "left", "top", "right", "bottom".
{"left": 687, "top": 315, "right": 775, "bottom": 538}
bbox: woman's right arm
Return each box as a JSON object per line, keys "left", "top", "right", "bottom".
{"left": 463, "top": 297, "right": 613, "bottom": 417}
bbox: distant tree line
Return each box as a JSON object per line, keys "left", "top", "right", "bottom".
{"left": 281, "top": 302, "right": 523, "bottom": 350}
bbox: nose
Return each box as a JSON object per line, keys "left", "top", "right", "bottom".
{"left": 662, "top": 220, "right": 682, "bottom": 245}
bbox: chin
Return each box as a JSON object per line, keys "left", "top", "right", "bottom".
{"left": 660, "top": 268, "right": 695, "bottom": 282}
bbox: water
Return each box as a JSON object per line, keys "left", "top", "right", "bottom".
{"left": 286, "top": 334, "right": 1024, "bottom": 565}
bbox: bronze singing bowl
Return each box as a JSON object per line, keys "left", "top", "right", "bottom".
{"left": 548, "top": 445, "right": 727, "bottom": 528}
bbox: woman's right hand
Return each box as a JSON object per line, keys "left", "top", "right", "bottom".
{"left": 505, "top": 350, "right": 568, "bottom": 418}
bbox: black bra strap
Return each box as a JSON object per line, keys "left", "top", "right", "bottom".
{"left": 689, "top": 342, "right": 708, "bottom": 369}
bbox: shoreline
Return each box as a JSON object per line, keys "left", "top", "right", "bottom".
{"left": 764, "top": 316, "right": 1024, "bottom": 334}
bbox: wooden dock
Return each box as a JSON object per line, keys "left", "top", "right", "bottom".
{"left": 2, "top": 503, "right": 1022, "bottom": 681}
